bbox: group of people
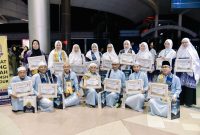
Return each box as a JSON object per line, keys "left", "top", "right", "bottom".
{"left": 8, "top": 37, "right": 200, "bottom": 118}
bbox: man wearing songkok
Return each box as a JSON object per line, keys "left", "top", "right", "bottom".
{"left": 8, "top": 67, "right": 34, "bottom": 112}
{"left": 105, "top": 60, "right": 126, "bottom": 107}
{"left": 80, "top": 63, "right": 100, "bottom": 107}
{"left": 125, "top": 62, "right": 148, "bottom": 112}
{"left": 148, "top": 61, "right": 181, "bottom": 117}
{"left": 32, "top": 61, "right": 62, "bottom": 111}
{"left": 59, "top": 63, "right": 80, "bottom": 107}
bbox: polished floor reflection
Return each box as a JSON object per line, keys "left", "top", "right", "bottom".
{"left": 0, "top": 104, "right": 200, "bottom": 135}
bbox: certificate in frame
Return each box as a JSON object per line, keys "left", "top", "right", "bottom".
{"left": 136, "top": 58, "right": 152, "bottom": 71}
{"left": 11, "top": 80, "right": 33, "bottom": 97}
{"left": 38, "top": 84, "right": 57, "bottom": 98}
{"left": 149, "top": 83, "right": 168, "bottom": 99}
{"left": 71, "top": 65, "right": 86, "bottom": 76}
{"left": 120, "top": 53, "right": 135, "bottom": 65}
{"left": 126, "top": 79, "right": 143, "bottom": 95}
{"left": 175, "top": 59, "right": 193, "bottom": 72}
{"left": 28, "top": 55, "right": 46, "bottom": 69}
{"left": 104, "top": 78, "right": 121, "bottom": 93}
{"left": 156, "top": 58, "right": 171, "bottom": 70}
{"left": 101, "top": 60, "right": 112, "bottom": 70}
{"left": 83, "top": 76, "right": 101, "bottom": 89}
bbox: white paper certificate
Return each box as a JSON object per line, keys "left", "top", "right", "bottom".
{"left": 101, "top": 60, "right": 112, "bottom": 70}
{"left": 38, "top": 84, "right": 57, "bottom": 98}
{"left": 71, "top": 65, "right": 86, "bottom": 76}
{"left": 126, "top": 79, "right": 143, "bottom": 95}
{"left": 175, "top": 59, "right": 193, "bottom": 72}
{"left": 120, "top": 53, "right": 135, "bottom": 65}
{"left": 149, "top": 83, "right": 168, "bottom": 98}
{"left": 84, "top": 76, "right": 101, "bottom": 89}
{"left": 156, "top": 58, "right": 171, "bottom": 70}
{"left": 28, "top": 55, "right": 46, "bottom": 69}
{"left": 136, "top": 58, "right": 152, "bottom": 71}
{"left": 12, "top": 80, "right": 33, "bottom": 97}
{"left": 104, "top": 78, "right": 121, "bottom": 93}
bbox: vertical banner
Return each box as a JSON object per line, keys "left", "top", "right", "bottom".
{"left": 0, "top": 36, "right": 10, "bottom": 105}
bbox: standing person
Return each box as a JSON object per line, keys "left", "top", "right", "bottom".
{"left": 105, "top": 60, "right": 126, "bottom": 107}
{"left": 102, "top": 43, "right": 118, "bottom": 63}
{"left": 149, "top": 42, "right": 157, "bottom": 61}
{"left": 8, "top": 67, "right": 34, "bottom": 112}
{"left": 32, "top": 62, "right": 61, "bottom": 112}
{"left": 176, "top": 38, "right": 200, "bottom": 107}
{"left": 80, "top": 63, "right": 100, "bottom": 107}
{"left": 9, "top": 45, "right": 21, "bottom": 75}
{"left": 24, "top": 40, "right": 46, "bottom": 76}
{"left": 136, "top": 42, "right": 154, "bottom": 82}
{"left": 60, "top": 63, "right": 80, "bottom": 107}
{"left": 20, "top": 46, "right": 29, "bottom": 67}
{"left": 149, "top": 61, "right": 181, "bottom": 118}
{"left": 69, "top": 44, "right": 85, "bottom": 65}
{"left": 85, "top": 43, "right": 102, "bottom": 65}
{"left": 48, "top": 40, "right": 69, "bottom": 73}
{"left": 125, "top": 62, "right": 148, "bottom": 112}
{"left": 119, "top": 40, "right": 135, "bottom": 70}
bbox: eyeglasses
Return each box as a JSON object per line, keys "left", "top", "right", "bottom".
{"left": 162, "top": 65, "right": 170, "bottom": 68}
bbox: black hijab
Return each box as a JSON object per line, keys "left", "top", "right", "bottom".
{"left": 31, "top": 40, "right": 42, "bottom": 57}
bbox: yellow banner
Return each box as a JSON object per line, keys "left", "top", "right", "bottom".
{"left": 0, "top": 36, "right": 10, "bottom": 105}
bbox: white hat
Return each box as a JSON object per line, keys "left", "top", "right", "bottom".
{"left": 88, "top": 62, "right": 97, "bottom": 68}
{"left": 112, "top": 59, "right": 120, "bottom": 64}
{"left": 38, "top": 61, "right": 47, "bottom": 67}
{"left": 17, "top": 66, "right": 26, "bottom": 72}
{"left": 133, "top": 61, "right": 140, "bottom": 66}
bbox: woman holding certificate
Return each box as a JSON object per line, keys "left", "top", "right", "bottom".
{"left": 125, "top": 62, "right": 148, "bottom": 112}
{"left": 8, "top": 67, "right": 34, "bottom": 112}
{"left": 119, "top": 40, "right": 135, "bottom": 70}
{"left": 149, "top": 61, "right": 181, "bottom": 118}
{"left": 102, "top": 43, "right": 118, "bottom": 62}
{"left": 60, "top": 63, "right": 80, "bottom": 107}
{"left": 69, "top": 44, "right": 85, "bottom": 65}
{"left": 32, "top": 62, "right": 61, "bottom": 112}
{"left": 48, "top": 40, "right": 69, "bottom": 73}
{"left": 80, "top": 63, "right": 100, "bottom": 107}
{"left": 176, "top": 38, "right": 200, "bottom": 107}
{"left": 85, "top": 43, "right": 102, "bottom": 65}
{"left": 105, "top": 60, "right": 126, "bottom": 107}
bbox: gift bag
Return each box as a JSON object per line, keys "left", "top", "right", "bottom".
{"left": 168, "top": 100, "right": 180, "bottom": 120}
{"left": 98, "top": 91, "right": 107, "bottom": 109}
{"left": 23, "top": 96, "right": 37, "bottom": 113}
{"left": 53, "top": 94, "right": 65, "bottom": 109}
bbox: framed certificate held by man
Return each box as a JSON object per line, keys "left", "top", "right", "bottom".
{"left": 126, "top": 79, "right": 143, "bottom": 95}
{"left": 11, "top": 80, "right": 33, "bottom": 97}
{"left": 136, "top": 58, "right": 152, "bottom": 71}
{"left": 156, "top": 58, "right": 171, "bottom": 70}
{"left": 149, "top": 83, "right": 168, "bottom": 99}
{"left": 175, "top": 59, "right": 193, "bottom": 72}
{"left": 83, "top": 76, "right": 101, "bottom": 89}
{"left": 28, "top": 55, "right": 46, "bottom": 69}
{"left": 53, "top": 62, "right": 64, "bottom": 76}
{"left": 120, "top": 53, "right": 135, "bottom": 65}
{"left": 38, "top": 84, "right": 57, "bottom": 98}
{"left": 101, "top": 60, "right": 112, "bottom": 70}
{"left": 71, "top": 65, "right": 86, "bottom": 76}
{"left": 104, "top": 78, "right": 121, "bottom": 93}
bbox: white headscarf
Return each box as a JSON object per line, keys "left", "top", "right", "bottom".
{"left": 177, "top": 38, "right": 200, "bottom": 82}
{"left": 158, "top": 39, "right": 176, "bottom": 59}
{"left": 54, "top": 40, "right": 63, "bottom": 52}
{"left": 69, "top": 44, "right": 84, "bottom": 65}
{"left": 137, "top": 42, "right": 153, "bottom": 61}
{"left": 86, "top": 43, "right": 101, "bottom": 63}
{"left": 123, "top": 40, "right": 132, "bottom": 53}
{"left": 102, "top": 43, "right": 118, "bottom": 62}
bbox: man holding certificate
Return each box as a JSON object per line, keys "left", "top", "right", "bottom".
{"left": 60, "top": 63, "right": 80, "bottom": 107}
{"left": 105, "top": 60, "right": 125, "bottom": 107}
{"left": 80, "top": 63, "right": 100, "bottom": 107}
{"left": 149, "top": 61, "right": 181, "bottom": 118}
{"left": 125, "top": 62, "right": 148, "bottom": 112}
{"left": 32, "top": 62, "right": 61, "bottom": 112}
{"left": 8, "top": 67, "right": 34, "bottom": 112}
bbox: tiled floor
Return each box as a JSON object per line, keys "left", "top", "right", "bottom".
{"left": 0, "top": 104, "right": 199, "bottom": 135}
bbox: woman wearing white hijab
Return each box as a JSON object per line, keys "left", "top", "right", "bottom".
{"left": 176, "top": 38, "right": 200, "bottom": 107}
{"left": 136, "top": 42, "right": 154, "bottom": 81}
{"left": 102, "top": 43, "right": 118, "bottom": 62}
{"left": 69, "top": 44, "right": 85, "bottom": 65}
{"left": 119, "top": 40, "right": 135, "bottom": 70}
{"left": 158, "top": 39, "right": 176, "bottom": 60}
{"left": 86, "top": 43, "right": 102, "bottom": 64}
{"left": 48, "top": 40, "right": 68, "bottom": 72}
